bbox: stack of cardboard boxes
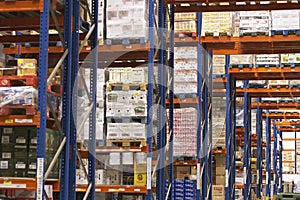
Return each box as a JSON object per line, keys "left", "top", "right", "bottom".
{"left": 271, "top": 10, "right": 300, "bottom": 31}
{"left": 106, "top": 0, "right": 148, "bottom": 40}
{"left": 174, "top": 12, "right": 197, "bottom": 33}
{"left": 201, "top": 12, "right": 233, "bottom": 36}
{"left": 212, "top": 154, "right": 225, "bottom": 199}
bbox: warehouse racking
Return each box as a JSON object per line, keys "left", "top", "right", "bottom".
{"left": 2, "top": 1, "right": 300, "bottom": 200}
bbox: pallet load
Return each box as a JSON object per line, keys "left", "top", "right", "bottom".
{"left": 165, "top": 180, "right": 196, "bottom": 200}
{"left": 174, "top": 46, "right": 198, "bottom": 98}
{"left": 167, "top": 107, "right": 197, "bottom": 157}
{"left": 212, "top": 97, "right": 226, "bottom": 150}
{"left": 255, "top": 54, "right": 280, "bottom": 67}
{"left": 201, "top": 12, "right": 233, "bottom": 36}
{"left": 106, "top": 0, "right": 148, "bottom": 44}
{"left": 106, "top": 67, "right": 147, "bottom": 147}
{"left": 280, "top": 53, "right": 300, "bottom": 66}
{"left": 174, "top": 10, "right": 197, "bottom": 35}
{"left": 236, "top": 11, "right": 270, "bottom": 36}
{"left": 271, "top": 10, "right": 300, "bottom": 35}
{"left": 230, "top": 54, "right": 255, "bottom": 68}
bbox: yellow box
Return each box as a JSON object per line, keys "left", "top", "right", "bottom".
{"left": 134, "top": 172, "right": 146, "bottom": 186}
{"left": 17, "top": 58, "right": 37, "bottom": 68}
{"left": 17, "top": 67, "right": 37, "bottom": 76}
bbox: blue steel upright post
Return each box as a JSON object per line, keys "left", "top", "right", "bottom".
{"left": 256, "top": 98, "right": 263, "bottom": 199}
{"left": 69, "top": 0, "right": 80, "bottom": 199}
{"left": 60, "top": 0, "right": 73, "bottom": 198}
{"left": 88, "top": 0, "right": 98, "bottom": 199}
{"left": 273, "top": 123, "right": 278, "bottom": 195}
{"left": 146, "top": 0, "right": 155, "bottom": 199}
{"left": 266, "top": 111, "right": 271, "bottom": 199}
{"left": 225, "top": 54, "right": 236, "bottom": 200}
{"left": 196, "top": 10, "right": 203, "bottom": 200}
{"left": 37, "top": 0, "right": 49, "bottom": 199}
{"left": 168, "top": 3, "right": 175, "bottom": 200}
{"left": 278, "top": 130, "right": 283, "bottom": 193}
{"left": 243, "top": 80, "right": 252, "bottom": 199}
{"left": 156, "top": 0, "right": 167, "bottom": 199}
{"left": 295, "top": 131, "right": 297, "bottom": 174}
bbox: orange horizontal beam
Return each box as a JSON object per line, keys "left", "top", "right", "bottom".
{"left": 229, "top": 67, "right": 300, "bottom": 80}
{"left": 0, "top": 0, "right": 42, "bottom": 12}
{"left": 254, "top": 102, "right": 300, "bottom": 110}
{"left": 76, "top": 185, "right": 148, "bottom": 194}
{"left": 282, "top": 160, "right": 295, "bottom": 163}
{"left": 276, "top": 121, "right": 300, "bottom": 126}
{"left": 246, "top": 88, "right": 300, "bottom": 98}
{"left": 263, "top": 113, "right": 300, "bottom": 119}
{"left": 202, "top": 35, "right": 300, "bottom": 44}
{"left": 174, "top": 2, "right": 300, "bottom": 12}
{"left": 278, "top": 128, "right": 300, "bottom": 132}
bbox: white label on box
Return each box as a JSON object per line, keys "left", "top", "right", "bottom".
{"left": 29, "top": 163, "right": 37, "bottom": 170}
{"left": 122, "top": 152, "right": 133, "bottom": 165}
{"left": 16, "top": 163, "right": 26, "bottom": 169}
{"left": 31, "top": 138, "right": 37, "bottom": 144}
{"left": 2, "top": 136, "right": 9, "bottom": 144}
{"left": 0, "top": 161, "right": 8, "bottom": 169}
{"left": 16, "top": 138, "right": 26, "bottom": 144}
{"left": 2, "top": 153, "right": 11, "bottom": 159}
{"left": 3, "top": 128, "right": 13, "bottom": 134}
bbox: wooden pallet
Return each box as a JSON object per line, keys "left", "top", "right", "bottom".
{"left": 107, "top": 83, "right": 147, "bottom": 91}
{"left": 204, "top": 31, "right": 231, "bottom": 37}
{"left": 106, "top": 139, "right": 147, "bottom": 147}
{"left": 240, "top": 31, "right": 269, "bottom": 36}
{"left": 0, "top": 105, "right": 37, "bottom": 115}
{"left": 106, "top": 116, "right": 147, "bottom": 123}
{"left": 0, "top": 75, "right": 38, "bottom": 87}
{"left": 271, "top": 29, "right": 300, "bottom": 36}
{"left": 175, "top": 32, "right": 197, "bottom": 38}
{"left": 105, "top": 37, "right": 147, "bottom": 45}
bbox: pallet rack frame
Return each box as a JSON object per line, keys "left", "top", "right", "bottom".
{"left": 266, "top": 111, "right": 271, "bottom": 198}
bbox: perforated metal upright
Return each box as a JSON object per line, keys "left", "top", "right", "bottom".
{"left": 37, "top": 0, "right": 50, "bottom": 199}
{"left": 87, "top": 0, "right": 98, "bottom": 199}
{"left": 225, "top": 55, "right": 236, "bottom": 200}
{"left": 273, "top": 123, "right": 278, "bottom": 195}
{"left": 243, "top": 80, "right": 252, "bottom": 199}
{"left": 60, "top": 0, "right": 73, "bottom": 198}
{"left": 196, "top": 11, "right": 203, "bottom": 200}
{"left": 146, "top": 0, "right": 155, "bottom": 199}
{"left": 278, "top": 130, "right": 283, "bottom": 193}
{"left": 156, "top": 0, "right": 167, "bottom": 199}
{"left": 256, "top": 98, "right": 263, "bottom": 199}
{"left": 265, "top": 111, "right": 271, "bottom": 199}
{"left": 167, "top": 3, "right": 175, "bottom": 200}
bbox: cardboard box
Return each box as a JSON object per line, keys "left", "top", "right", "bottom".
{"left": 215, "top": 154, "right": 226, "bottom": 166}
{"left": 216, "top": 175, "right": 225, "bottom": 185}
{"left": 212, "top": 196, "right": 225, "bottom": 200}
{"left": 95, "top": 169, "right": 106, "bottom": 185}
{"left": 212, "top": 185, "right": 225, "bottom": 196}
{"left": 106, "top": 169, "right": 120, "bottom": 185}
{"left": 175, "top": 166, "right": 190, "bottom": 180}
{"left": 216, "top": 166, "right": 225, "bottom": 176}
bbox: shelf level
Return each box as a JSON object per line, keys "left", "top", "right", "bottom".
{"left": 0, "top": 178, "right": 59, "bottom": 192}
{"left": 76, "top": 185, "right": 148, "bottom": 194}
{"left": 263, "top": 112, "right": 300, "bottom": 119}
{"left": 252, "top": 102, "right": 300, "bottom": 110}
{"left": 229, "top": 67, "right": 300, "bottom": 80}
{"left": 246, "top": 88, "right": 300, "bottom": 98}
{"left": 276, "top": 121, "right": 300, "bottom": 126}
{"left": 0, "top": 0, "right": 43, "bottom": 12}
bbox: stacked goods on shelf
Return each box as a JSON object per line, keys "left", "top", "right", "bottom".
{"left": 174, "top": 11, "right": 197, "bottom": 34}
{"left": 212, "top": 55, "right": 226, "bottom": 77}
{"left": 214, "top": 154, "right": 225, "bottom": 186}
{"left": 106, "top": 0, "right": 148, "bottom": 41}
{"left": 271, "top": 10, "right": 300, "bottom": 33}
{"left": 165, "top": 180, "right": 197, "bottom": 200}
{"left": 0, "top": 127, "right": 60, "bottom": 178}
{"left": 212, "top": 97, "right": 226, "bottom": 149}
{"left": 255, "top": 54, "right": 280, "bottom": 66}
{"left": 201, "top": 12, "right": 233, "bottom": 36}
{"left": 230, "top": 54, "right": 254, "bottom": 67}
{"left": 106, "top": 67, "right": 147, "bottom": 143}
{"left": 280, "top": 54, "right": 300, "bottom": 66}
{"left": 174, "top": 46, "right": 197, "bottom": 97}
{"left": 268, "top": 80, "right": 290, "bottom": 88}
{"left": 167, "top": 107, "right": 197, "bottom": 157}
{"left": 212, "top": 184, "right": 225, "bottom": 200}
{"left": 77, "top": 68, "right": 106, "bottom": 147}
{"left": 76, "top": 152, "right": 147, "bottom": 186}
{"left": 236, "top": 11, "right": 270, "bottom": 36}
